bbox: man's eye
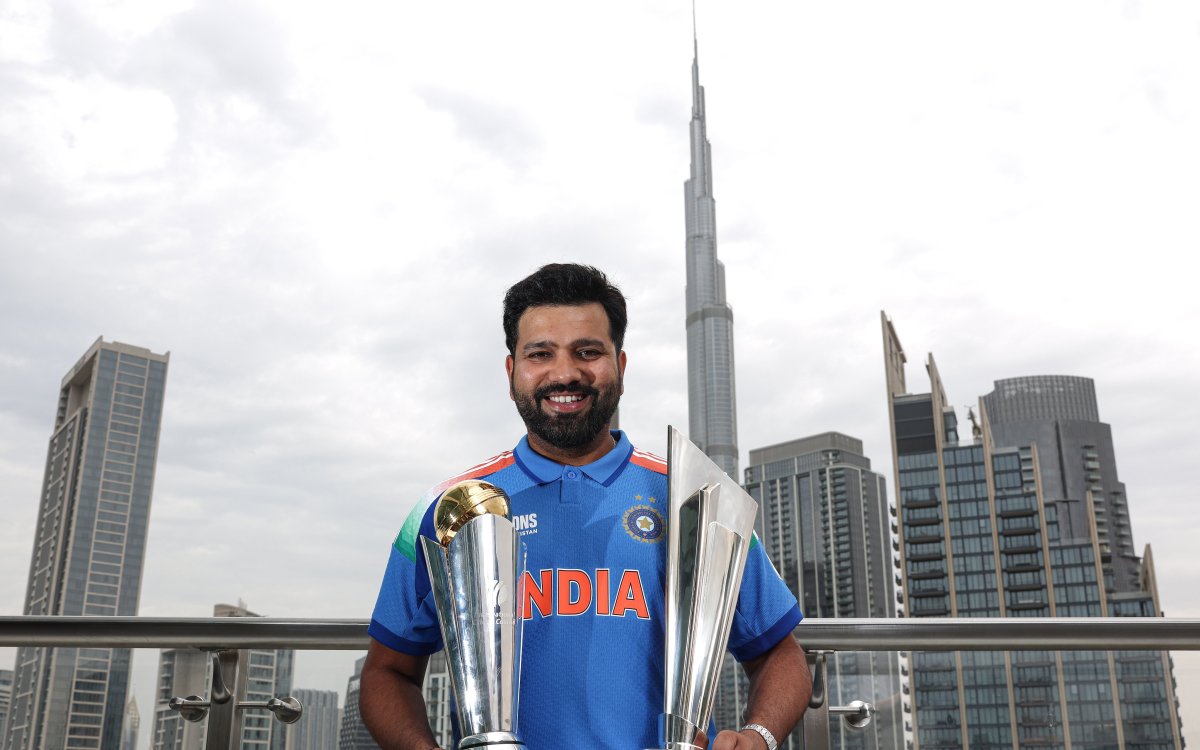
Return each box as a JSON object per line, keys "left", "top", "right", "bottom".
{"left": 527, "top": 351, "right": 551, "bottom": 361}
{"left": 578, "top": 349, "right": 601, "bottom": 360}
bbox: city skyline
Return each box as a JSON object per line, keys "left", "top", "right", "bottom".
{"left": 2, "top": 2, "right": 1199, "bottom": 749}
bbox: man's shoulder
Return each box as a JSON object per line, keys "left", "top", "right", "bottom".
{"left": 627, "top": 447, "right": 667, "bottom": 476}
{"left": 392, "top": 448, "right": 523, "bottom": 561}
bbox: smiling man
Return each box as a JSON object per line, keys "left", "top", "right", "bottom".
{"left": 361, "top": 263, "right": 811, "bottom": 750}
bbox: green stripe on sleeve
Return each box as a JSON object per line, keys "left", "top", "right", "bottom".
{"left": 394, "top": 496, "right": 434, "bottom": 562}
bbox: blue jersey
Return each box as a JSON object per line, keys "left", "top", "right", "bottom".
{"left": 369, "top": 431, "right": 802, "bottom": 750}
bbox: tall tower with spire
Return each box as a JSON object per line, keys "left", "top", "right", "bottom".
{"left": 685, "top": 36, "right": 739, "bottom": 479}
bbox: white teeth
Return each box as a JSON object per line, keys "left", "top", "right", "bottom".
{"left": 549, "top": 395, "right": 583, "bottom": 403}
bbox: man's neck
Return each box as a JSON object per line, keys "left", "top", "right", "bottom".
{"left": 526, "top": 430, "right": 618, "bottom": 467}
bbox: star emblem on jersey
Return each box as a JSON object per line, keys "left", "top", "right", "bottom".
{"left": 624, "top": 504, "right": 665, "bottom": 543}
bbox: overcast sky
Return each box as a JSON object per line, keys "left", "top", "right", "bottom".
{"left": 2, "top": 0, "right": 1199, "bottom": 747}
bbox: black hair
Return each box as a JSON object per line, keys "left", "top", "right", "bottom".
{"left": 502, "top": 263, "right": 628, "bottom": 355}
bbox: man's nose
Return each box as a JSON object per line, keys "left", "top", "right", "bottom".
{"left": 548, "top": 352, "right": 584, "bottom": 383}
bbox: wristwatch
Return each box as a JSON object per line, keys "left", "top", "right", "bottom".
{"left": 740, "top": 723, "right": 778, "bottom": 750}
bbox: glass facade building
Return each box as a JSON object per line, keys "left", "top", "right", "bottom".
{"left": 744, "top": 433, "right": 904, "bottom": 750}
{"left": 285, "top": 689, "right": 339, "bottom": 750}
{"left": 338, "top": 656, "right": 380, "bottom": 750}
{"left": 882, "top": 315, "right": 1183, "bottom": 750}
{"left": 0, "top": 670, "right": 13, "bottom": 740}
{"left": 4, "top": 338, "right": 169, "bottom": 750}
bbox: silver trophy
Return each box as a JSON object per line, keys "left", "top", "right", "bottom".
{"left": 421, "top": 480, "right": 526, "bottom": 750}
{"left": 658, "top": 426, "right": 760, "bottom": 750}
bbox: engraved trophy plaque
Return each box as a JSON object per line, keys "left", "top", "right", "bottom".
{"left": 421, "top": 480, "right": 526, "bottom": 750}
{"left": 658, "top": 426, "right": 759, "bottom": 750}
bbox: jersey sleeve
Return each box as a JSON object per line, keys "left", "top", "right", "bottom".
{"left": 368, "top": 497, "right": 444, "bottom": 655}
{"left": 726, "top": 534, "right": 803, "bottom": 663}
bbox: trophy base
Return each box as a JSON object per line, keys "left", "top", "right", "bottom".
{"left": 460, "top": 732, "right": 524, "bottom": 750}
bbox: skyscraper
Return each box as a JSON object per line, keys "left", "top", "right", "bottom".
{"left": 421, "top": 651, "right": 454, "bottom": 750}
{"left": 4, "top": 338, "right": 169, "bottom": 750}
{"left": 285, "top": 690, "right": 339, "bottom": 750}
{"left": 119, "top": 698, "right": 139, "bottom": 750}
{"left": 684, "top": 36, "right": 739, "bottom": 479}
{"left": 338, "top": 656, "right": 380, "bottom": 750}
{"left": 882, "top": 314, "right": 1183, "bottom": 750}
{"left": 745, "top": 433, "right": 903, "bottom": 750}
{"left": 151, "top": 602, "right": 295, "bottom": 750}
{"left": 0, "top": 670, "right": 13, "bottom": 739}
{"left": 152, "top": 648, "right": 208, "bottom": 750}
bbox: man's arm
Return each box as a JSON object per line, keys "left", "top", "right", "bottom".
{"left": 360, "top": 639, "right": 440, "bottom": 750}
{"left": 712, "top": 635, "right": 812, "bottom": 750}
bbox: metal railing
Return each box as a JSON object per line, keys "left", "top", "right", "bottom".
{"left": 3, "top": 616, "right": 1198, "bottom": 749}
{"left": 7, "top": 615, "right": 1200, "bottom": 650}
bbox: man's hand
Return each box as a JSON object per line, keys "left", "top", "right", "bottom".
{"left": 718, "top": 634, "right": 811, "bottom": 750}
{"left": 712, "top": 728, "right": 769, "bottom": 750}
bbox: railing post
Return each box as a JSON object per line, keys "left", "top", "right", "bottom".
{"left": 802, "top": 651, "right": 831, "bottom": 750}
{"left": 205, "top": 649, "right": 245, "bottom": 750}
{"left": 166, "top": 647, "right": 304, "bottom": 747}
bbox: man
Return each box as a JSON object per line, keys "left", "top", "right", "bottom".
{"left": 362, "top": 263, "right": 811, "bottom": 750}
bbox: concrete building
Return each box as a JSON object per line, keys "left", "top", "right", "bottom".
{"left": 337, "top": 656, "right": 379, "bottom": 750}
{"left": 285, "top": 690, "right": 339, "bottom": 750}
{"left": 882, "top": 314, "right": 1183, "bottom": 750}
{"left": 4, "top": 338, "right": 169, "bottom": 750}
{"left": 745, "top": 433, "right": 904, "bottom": 750}
{"left": 151, "top": 603, "right": 295, "bottom": 750}
{"left": 684, "top": 35, "right": 739, "bottom": 480}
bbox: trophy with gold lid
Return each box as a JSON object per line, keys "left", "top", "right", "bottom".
{"left": 422, "top": 480, "right": 526, "bottom": 750}
{"left": 657, "top": 426, "right": 759, "bottom": 750}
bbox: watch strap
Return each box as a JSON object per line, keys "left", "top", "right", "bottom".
{"left": 741, "top": 723, "right": 778, "bottom": 750}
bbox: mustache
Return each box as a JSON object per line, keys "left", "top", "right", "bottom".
{"left": 535, "top": 382, "right": 600, "bottom": 401}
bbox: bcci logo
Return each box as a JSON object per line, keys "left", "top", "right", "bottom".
{"left": 623, "top": 505, "right": 664, "bottom": 543}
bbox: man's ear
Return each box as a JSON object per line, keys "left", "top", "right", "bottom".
{"left": 505, "top": 355, "right": 515, "bottom": 401}
{"left": 619, "top": 350, "right": 627, "bottom": 395}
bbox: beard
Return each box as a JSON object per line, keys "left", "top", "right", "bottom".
{"left": 512, "top": 378, "right": 622, "bottom": 451}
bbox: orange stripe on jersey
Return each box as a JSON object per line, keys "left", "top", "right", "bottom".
{"left": 429, "top": 451, "right": 516, "bottom": 496}
{"left": 630, "top": 450, "right": 667, "bottom": 475}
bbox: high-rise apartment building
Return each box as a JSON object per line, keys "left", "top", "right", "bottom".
{"left": 421, "top": 651, "right": 453, "bottom": 750}
{"left": 152, "top": 648, "right": 208, "bottom": 750}
{"left": 882, "top": 314, "right": 1183, "bottom": 749}
{"left": 285, "top": 690, "right": 339, "bottom": 750}
{"left": 684, "top": 37, "right": 739, "bottom": 479}
{"left": 151, "top": 603, "right": 294, "bottom": 750}
{"left": 338, "top": 656, "right": 379, "bottom": 750}
{"left": 0, "top": 670, "right": 13, "bottom": 739}
{"left": 744, "top": 433, "right": 903, "bottom": 750}
{"left": 4, "top": 338, "right": 169, "bottom": 750}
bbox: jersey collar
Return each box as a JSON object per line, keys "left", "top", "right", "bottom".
{"left": 513, "top": 430, "right": 634, "bottom": 487}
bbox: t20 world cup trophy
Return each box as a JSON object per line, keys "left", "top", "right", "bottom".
{"left": 658, "top": 426, "right": 760, "bottom": 750}
{"left": 421, "top": 480, "right": 526, "bottom": 750}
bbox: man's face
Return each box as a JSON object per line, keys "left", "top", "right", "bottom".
{"left": 506, "top": 303, "right": 626, "bottom": 452}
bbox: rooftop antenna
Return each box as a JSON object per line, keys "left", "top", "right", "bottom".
{"left": 966, "top": 406, "right": 983, "bottom": 440}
